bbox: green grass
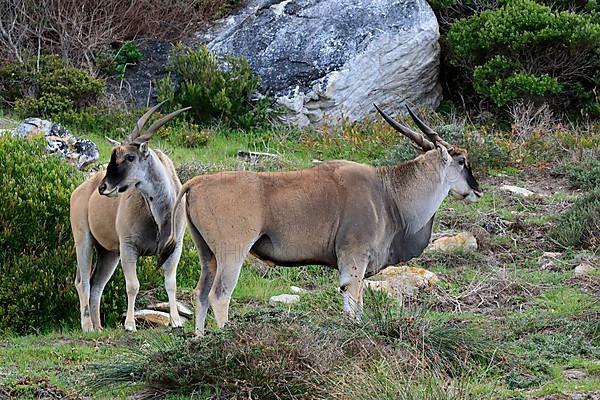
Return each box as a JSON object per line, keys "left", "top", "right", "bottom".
{"left": 0, "top": 328, "right": 139, "bottom": 398}
{"left": 2, "top": 106, "right": 600, "bottom": 398}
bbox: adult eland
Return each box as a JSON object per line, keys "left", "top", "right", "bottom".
{"left": 160, "top": 104, "right": 482, "bottom": 335}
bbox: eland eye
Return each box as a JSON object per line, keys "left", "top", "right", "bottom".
{"left": 126, "top": 154, "right": 136, "bottom": 162}
{"left": 458, "top": 159, "right": 465, "bottom": 166}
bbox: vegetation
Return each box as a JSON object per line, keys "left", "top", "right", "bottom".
{"left": 90, "top": 294, "right": 501, "bottom": 399}
{"left": 156, "top": 44, "right": 277, "bottom": 129}
{"left": 0, "top": 55, "right": 104, "bottom": 119}
{"left": 96, "top": 41, "right": 144, "bottom": 80}
{"left": 556, "top": 159, "right": 600, "bottom": 191}
{"left": 548, "top": 190, "right": 600, "bottom": 249}
{"left": 436, "top": 0, "right": 600, "bottom": 117}
{"left": 0, "top": 0, "right": 244, "bottom": 70}
{"left": 0, "top": 136, "right": 83, "bottom": 335}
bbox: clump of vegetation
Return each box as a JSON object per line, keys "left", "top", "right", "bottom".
{"left": 96, "top": 41, "right": 144, "bottom": 80}
{"left": 0, "top": 136, "right": 83, "bottom": 334}
{"left": 158, "top": 120, "right": 211, "bottom": 148}
{"left": 92, "top": 293, "right": 500, "bottom": 398}
{"left": 156, "top": 44, "right": 276, "bottom": 129}
{"left": 446, "top": 0, "right": 600, "bottom": 116}
{"left": 0, "top": 55, "right": 104, "bottom": 119}
{"left": 548, "top": 190, "right": 600, "bottom": 249}
{"left": 556, "top": 159, "right": 600, "bottom": 191}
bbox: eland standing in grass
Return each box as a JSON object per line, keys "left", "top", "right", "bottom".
{"left": 160, "top": 104, "right": 482, "bottom": 336}
{"left": 70, "top": 102, "right": 190, "bottom": 332}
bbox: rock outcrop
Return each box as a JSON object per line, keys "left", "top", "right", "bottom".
{"left": 203, "top": 0, "right": 442, "bottom": 126}
{"left": 11, "top": 118, "right": 99, "bottom": 170}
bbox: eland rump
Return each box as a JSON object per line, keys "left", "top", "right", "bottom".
{"left": 160, "top": 105, "right": 482, "bottom": 336}
{"left": 70, "top": 103, "right": 190, "bottom": 332}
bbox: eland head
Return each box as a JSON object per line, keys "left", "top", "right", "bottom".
{"left": 98, "top": 101, "right": 191, "bottom": 197}
{"left": 374, "top": 103, "right": 482, "bottom": 203}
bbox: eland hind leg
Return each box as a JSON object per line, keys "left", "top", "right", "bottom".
{"left": 89, "top": 248, "right": 119, "bottom": 330}
{"left": 188, "top": 222, "right": 217, "bottom": 336}
{"left": 209, "top": 238, "right": 258, "bottom": 329}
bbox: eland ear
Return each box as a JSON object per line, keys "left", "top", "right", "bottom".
{"left": 139, "top": 142, "right": 150, "bottom": 158}
{"left": 105, "top": 136, "right": 121, "bottom": 147}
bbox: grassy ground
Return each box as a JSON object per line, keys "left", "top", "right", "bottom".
{"left": 0, "top": 114, "right": 598, "bottom": 399}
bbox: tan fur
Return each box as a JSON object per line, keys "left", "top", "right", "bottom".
{"left": 70, "top": 149, "right": 185, "bottom": 332}
{"left": 162, "top": 147, "right": 479, "bottom": 336}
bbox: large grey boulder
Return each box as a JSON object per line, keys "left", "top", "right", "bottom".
{"left": 203, "top": 0, "right": 442, "bottom": 126}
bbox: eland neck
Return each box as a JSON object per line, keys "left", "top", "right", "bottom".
{"left": 135, "top": 150, "right": 177, "bottom": 251}
{"left": 378, "top": 150, "right": 452, "bottom": 234}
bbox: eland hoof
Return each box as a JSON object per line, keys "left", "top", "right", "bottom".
{"left": 124, "top": 322, "right": 137, "bottom": 332}
{"left": 194, "top": 328, "right": 205, "bottom": 337}
{"left": 170, "top": 317, "right": 184, "bottom": 329}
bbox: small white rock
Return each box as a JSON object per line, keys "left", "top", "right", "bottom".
{"left": 563, "top": 369, "right": 587, "bottom": 380}
{"left": 501, "top": 185, "right": 536, "bottom": 197}
{"left": 269, "top": 294, "right": 300, "bottom": 305}
{"left": 538, "top": 252, "right": 562, "bottom": 270}
{"left": 289, "top": 286, "right": 307, "bottom": 294}
{"left": 574, "top": 262, "right": 595, "bottom": 276}
{"left": 428, "top": 232, "right": 478, "bottom": 251}
{"left": 365, "top": 266, "right": 439, "bottom": 298}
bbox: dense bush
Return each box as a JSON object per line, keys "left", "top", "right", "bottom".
{"left": 0, "top": 55, "right": 104, "bottom": 118}
{"left": 447, "top": 0, "right": 600, "bottom": 116}
{"left": 556, "top": 159, "right": 600, "bottom": 191}
{"left": 547, "top": 190, "right": 600, "bottom": 249}
{"left": 0, "top": 136, "right": 83, "bottom": 334}
{"left": 0, "top": 0, "right": 244, "bottom": 69}
{"left": 156, "top": 44, "right": 276, "bottom": 129}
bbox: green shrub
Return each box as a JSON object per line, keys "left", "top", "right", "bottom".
{"left": 53, "top": 106, "right": 135, "bottom": 138}
{"left": 547, "top": 190, "right": 600, "bottom": 249}
{"left": 0, "top": 134, "right": 188, "bottom": 333}
{"left": 556, "top": 159, "right": 600, "bottom": 191}
{"left": 447, "top": 0, "right": 600, "bottom": 115}
{"left": 114, "top": 41, "right": 143, "bottom": 80}
{"left": 0, "top": 136, "right": 83, "bottom": 335}
{"left": 97, "top": 41, "right": 144, "bottom": 80}
{"left": 0, "top": 55, "right": 104, "bottom": 119}
{"left": 156, "top": 44, "right": 276, "bottom": 129}
{"left": 158, "top": 120, "right": 210, "bottom": 148}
